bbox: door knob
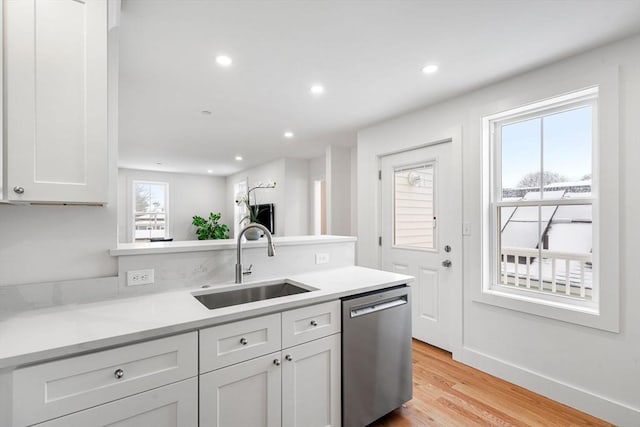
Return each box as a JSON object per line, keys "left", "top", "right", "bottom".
{"left": 442, "top": 260, "right": 452, "bottom": 268}
{"left": 13, "top": 186, "right": 25, "bottom": 194}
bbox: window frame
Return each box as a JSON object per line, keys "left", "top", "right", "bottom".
{"left": 131, "top": 180, "right": 170, "bottom": 242}
{"left": 478, "top": 84, "right": 619, "bottom": 332}
{"left": 233, "top": 179, "right": 248, "bottom": 239}
{"left": 488, "top": 89, "right": 598, "bottom": 309}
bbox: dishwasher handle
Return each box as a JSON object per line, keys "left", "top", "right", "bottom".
{"left": 350, "top": 295, "right": 408, "bottom": 318}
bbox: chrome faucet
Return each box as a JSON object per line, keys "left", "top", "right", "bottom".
{"left": 236, "top": 223, "right": 275, "bottom": 283}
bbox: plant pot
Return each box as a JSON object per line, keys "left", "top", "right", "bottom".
{"left": 244, "top": 228, "right": 261, "bottom": 240}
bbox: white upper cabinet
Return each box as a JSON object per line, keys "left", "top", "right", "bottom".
{"left": 4, "top": 0, "right": 108, "bottom": 203}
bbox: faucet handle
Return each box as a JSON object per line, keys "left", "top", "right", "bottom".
{"left": 243, "top": 264, "right": 253, "bottom": 276}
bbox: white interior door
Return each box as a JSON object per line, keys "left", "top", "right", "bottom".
{"left": 380, "top": 141, "right": 460, "bottom": 351}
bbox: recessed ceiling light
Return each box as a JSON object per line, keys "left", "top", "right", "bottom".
{"left": 422, "top": 64, "right": 439, "bottom": 74}
{"left": 215, "top": 55, "right": 232, "bottom": 67}
{"left": 284, "top": 131, "right": 294, "bottom": 139}
{"left": 310, "top": 84, "right": 324, "bottom": 95}
{"left": 235, "top": 156, "right": 243, "bottom": 161}
{"left": 207, "top": 169, "right": 214, "bottom": 174}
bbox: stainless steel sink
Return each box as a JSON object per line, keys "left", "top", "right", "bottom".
{"left": 193, "top": 282, "right": 311, "bottom": 310}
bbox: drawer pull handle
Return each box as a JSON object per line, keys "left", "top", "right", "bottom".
{"left": 240, "top": 337, "right": 248, "bottom": 345}
{"left": 310, "top": 320, "right": 318, "bottom": 327}
{"left": 114, "top": 368, "right": 124, "bottom": 380}
{"left": 285, "top": 354, "right": 293, "bottom": 361}
{"left": 13, "top": 186, "right": 25, "bottom": 194}
{"left": 273, "top": 359, "right": 281, "bottom": 366}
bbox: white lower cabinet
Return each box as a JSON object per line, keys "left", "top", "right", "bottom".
{"left": 7, "top": 301, "right": 343, "bottom": 427}
{"left": 10, "top": 332, "right": 197, "bottom": 427}
{"left": 199, "top": 301, "right": 342, "bottom": 427}
{"left": 282, "top": 334, "right": 341, "bottom": 427}
{"left": 36, "top": 377, "right": 198, "bottom": 427}
{"left": 12, "top": 332, "right": 197, "bottom": 427}
{"left": 200, "top": 336, "right": 341, "bottom": 427}
{"left": 200, "top": 352, "right": 282, "bottom": 427}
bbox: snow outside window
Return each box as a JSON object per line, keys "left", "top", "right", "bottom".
{"left": 133, "top": 181, "right": 169, "bottom": 241}
{"left": 485, "top": 88, "right": 597, "bottom": 309}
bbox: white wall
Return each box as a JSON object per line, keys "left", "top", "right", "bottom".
{"left": 357, "top": 34, "right": 640, "bottom": 424}
{"left": 0, "top": 22, "right": 120, "bottom": 287}
{"left": 117, "top": 168, "right": 228, "bottom": 242}
{"left": 350, "top": 146, "right": 358, "bottom": 241}
{"left": 308, "top": 155, "right": 325, "bottom": 234}
{"left": 326, "top": 145, "right": 353, "bottom": 236}
{"left": 282, "top": 158, "right": 309, "bottom": 236}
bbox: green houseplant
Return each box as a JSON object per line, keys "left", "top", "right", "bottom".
{"left": 192, "top": 212, "right": 230, "bottom": 240}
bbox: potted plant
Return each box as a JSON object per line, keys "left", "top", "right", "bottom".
{"left": 236, "top": 181, "right": 276, "bottom": 240}
{"left": 192, "top": 212, "right": 230, "bottom": 240}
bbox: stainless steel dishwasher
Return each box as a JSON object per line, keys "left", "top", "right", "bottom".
{"left": 342, "top": 285, "right": 412, "bottom": 427}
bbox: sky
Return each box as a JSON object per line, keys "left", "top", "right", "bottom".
{"left": 501, "top": 106, "right": 592, "bottom": 189}
{"left": 135, "top": 182, "right": 166, "bottom": 211}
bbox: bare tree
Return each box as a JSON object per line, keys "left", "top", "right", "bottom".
{"left": 135, "top": 184, "right": 151, "bottom": 212}
{"left": 517, "top": 171, "right": 568, "bottom": 188}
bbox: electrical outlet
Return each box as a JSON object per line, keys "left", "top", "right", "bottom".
{"left": 315, "top": 253, "right": 330, "bottom": 265}
{"left": 127, "top": 269, "right": 155, "bottom": 286}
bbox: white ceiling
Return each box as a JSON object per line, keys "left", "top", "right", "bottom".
{"left": 118, "top": 0, "right": 640, "bottom": 176}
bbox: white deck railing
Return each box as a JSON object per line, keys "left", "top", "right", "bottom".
{"left": 500, "top": 247, "right": 592, "bottom": 299}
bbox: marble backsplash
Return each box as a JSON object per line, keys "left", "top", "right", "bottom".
{"left": 0, "top": 239, "right": 356, "bottom": 312}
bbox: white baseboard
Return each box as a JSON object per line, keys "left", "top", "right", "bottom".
{"left": 454, "top": 346, "right": 640, "bottom": 427}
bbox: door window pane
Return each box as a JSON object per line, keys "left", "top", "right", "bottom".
{"left": 394, "top": 164, "right": 434, "bottom": 249}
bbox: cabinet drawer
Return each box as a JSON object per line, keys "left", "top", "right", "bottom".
{"left": 282, "top": 300, "right": 341, "bottom": 348}
{"left": 200, "top": 313, "right": 281, "bottom": 373}
{"left": 13, "top": 332, "right": 198, "bottom": 427}
{"left": 35, "top": 377, "right": 198, "bottom": 427}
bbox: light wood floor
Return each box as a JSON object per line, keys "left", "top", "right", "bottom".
{"left": 368, "top": 340, "right": 612, "bottom": 427}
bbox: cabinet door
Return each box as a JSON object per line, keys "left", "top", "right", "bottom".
{"left": 282, "top": 334, "right": 341, "bottom": 427}
{"left": 5, "top": 0, "right": 108, "bottom": 203}
{"left": 37, "top": 377, "right": 198, "bottom": 427}
{"left": 200, "top": 352, "right": 282, "bottom": 427}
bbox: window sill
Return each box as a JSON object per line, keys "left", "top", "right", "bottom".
{"left": 472, "top": 285, "right": 619, "bottom": 332}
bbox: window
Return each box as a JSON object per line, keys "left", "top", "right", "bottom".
{"left": 233, "top": 180, "right": 248, "bottom": 238}
{"left": 133, "top": 181, "right": 169, "bottom": 241}
{"left": 485, "top": 88, "right": 597, "bottom": 308}
{"left": 393, "top": 163, "right": 435, "bottom": 249}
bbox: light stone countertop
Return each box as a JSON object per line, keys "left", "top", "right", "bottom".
{"left": 0, "top": 266, "right": 412, "bottom": 369}
{"left": 110, "top": 235, "right": 357, "bottom": 256}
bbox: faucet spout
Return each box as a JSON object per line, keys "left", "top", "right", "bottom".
{"left": 236, "top": 223, "right": 275, "bottom": 284}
